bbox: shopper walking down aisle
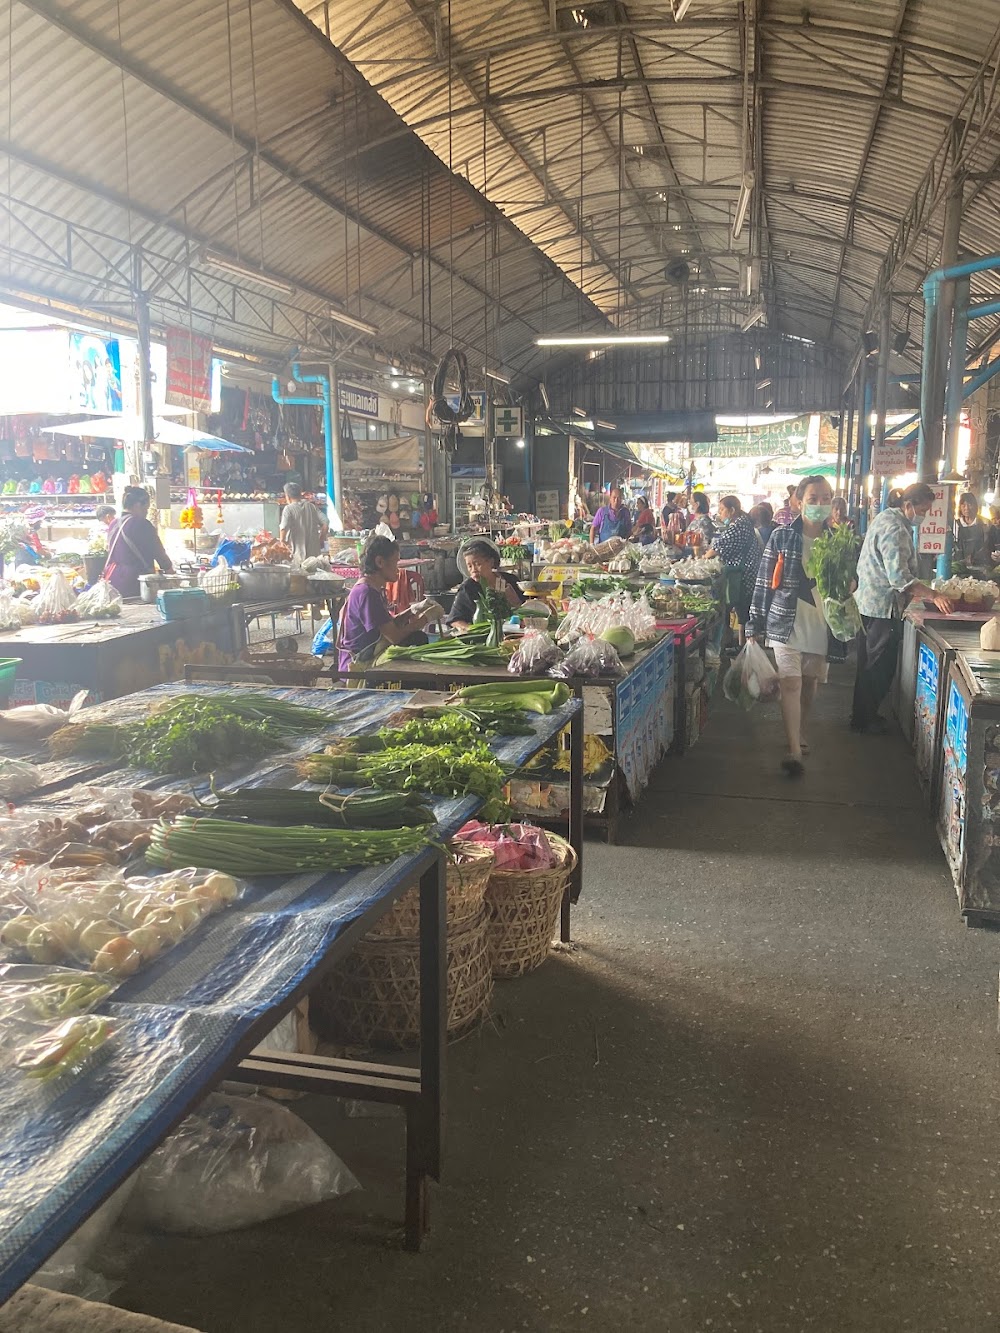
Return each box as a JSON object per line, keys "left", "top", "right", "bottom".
{"left": 747, "top": 476, "right": 844, "bottom": 777}
{"left": 750, "top": 502, "right": 776, "bottom": 546}
{"left": 773, "top": 484, "right": 798, "bottom": 526}
{"left": 660, "top": 491, "right": 686, "bottom": 541}
{"left": 852, "top": 483, "right": 953, "bottom": 734}
{"left": 590, "top": 486, "right": 632, "bottom": 544}
{"left": 686, "top": 492, "right": 716, "bottom": 548}
{"left": 708, "top": 496, "right": 762, "bottom": 648}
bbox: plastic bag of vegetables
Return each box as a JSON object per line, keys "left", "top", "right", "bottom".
{"left": 508, "top": 629, "right": 563, "bottom": 675}
{"left": 723, "top": 640, "right": 779, "bottom": 710}
{"left": 550, "top": 633, "right": 624, "bottom": 679}
{"left": 74, "top": 579, "right": 122, "bottom": 619}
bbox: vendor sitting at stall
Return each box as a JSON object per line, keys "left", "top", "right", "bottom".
{"left": 336, "top": 535, "right": 442, "bottom": 673}
{"left": 954, "top": 492, "right": 993, "bottom": 570}
{"left": 631, "top": 495, "right": 657, "bottom": 544}
{"left": 446, "top": 538, "right": 525, "bottom": 631}
{"left": 590, "top": 486, "right": 633, "bottom": 544}
{"left": 104, "top": 486, "right": 174, "bottom": 599}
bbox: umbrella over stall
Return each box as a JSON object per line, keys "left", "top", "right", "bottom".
{"left": 41, "top": 415, "right": 252, "bottom": 453}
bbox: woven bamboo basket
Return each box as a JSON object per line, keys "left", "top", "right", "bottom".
{"left": 365, "top": 841, "right": 494, "bottom": 940}
{"left": 486, "top": 833, "right": 577, "bottom": 978}
{"left": 310, "top": 906, "right": 493, "bottom": 1049}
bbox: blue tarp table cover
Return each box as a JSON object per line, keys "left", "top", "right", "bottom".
{"left": 0, "top": 683, "right": 581, "bottom": 1300}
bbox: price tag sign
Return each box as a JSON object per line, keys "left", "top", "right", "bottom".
{"left": 917, "top": 485, "right": 947, "bottom": 555}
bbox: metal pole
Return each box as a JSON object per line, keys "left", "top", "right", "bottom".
{"left": 872, "top": 300, "right": 892, "bottom": 505}
{"left": 939, "top": 275, "right": 971, "bottom": 577}
{"left": 917, "top": 171, "right": 963, "bottom": 479}
{"left": 327, "top": 362, "right": 344, "bottom": 531}
{"left": 859, "top": 373, "right": 873, "bottom": 532}
{"left": 131, "top": 248, "right": 154, "bottom": 486}
{"left": 844, "top": 394, "right": 856, "bottom": 509}
{"left": 834, "top": 402, "right": 845, "bottom": 494}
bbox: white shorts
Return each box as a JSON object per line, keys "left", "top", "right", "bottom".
{"left": 771, "top": 644, "right": 829, "bottom": 682}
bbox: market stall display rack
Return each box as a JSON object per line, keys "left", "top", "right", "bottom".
{"left": 0, "top": 682, "right": 582, "bottom": 1298}
{"left": 345, "top": 634, "right": 673, "bottom": 847}
{"left": 893, "top": 608, "right": 995, "bottom": 746}
{"left": 933, "top": 650, "right": 1000, "bottom": 927}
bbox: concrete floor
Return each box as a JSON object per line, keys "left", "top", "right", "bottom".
{"left": 113, "top": 668, "right": 1000, "bottom": 1332}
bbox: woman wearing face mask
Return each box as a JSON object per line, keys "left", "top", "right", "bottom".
{"left": 851, "top": 483, "right": 954, "bottom": 734}
{"left": 747, "top": 476, "right": 845, "bottom": 776}
{"left": 708, "top": 496, "right": 761, "bottom": 649}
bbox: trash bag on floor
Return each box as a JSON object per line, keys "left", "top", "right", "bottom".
{"left": 123, "top": 1091, "right": 359, "bottom": 1235}
{"left": 723, "top": 640, "right": 779, "bottom": 710}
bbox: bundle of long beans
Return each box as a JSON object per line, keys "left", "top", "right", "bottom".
{"left": 205, "top": 787, "right": 435, "bottom": 828}
{"left": 147, "top": 816, "right": 430, "bottom": 874}
{"left": 375, "top": 625, "right": 510, "bottom": 666}
{"left": 49, "top": 693, "right": 330, "bottom": 774}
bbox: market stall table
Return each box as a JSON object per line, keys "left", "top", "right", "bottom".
{"left": 344, "top": 633, "right": 673, "bottom": 846}
{"left": 0, "top": 604, "right": 245, "bottom": 706}
{"left": 0, "top": 682, "right": 581, "bottom": 1299}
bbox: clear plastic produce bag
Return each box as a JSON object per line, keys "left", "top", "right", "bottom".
{"left": 723, "top": 640, "right": 780, "bottom": 710}
{"left": 0, "top": 586, "right": 19, "bottom": 631}
{"left": 508, "top": 629, "right": 563, "bottom": 675}
{"left": 822, "top": 594, "right": 861, "bottom": 643}
{"left": 550, "top": 633, "right": 624, "bottom": 679}
{"left": 33, "top": 569, "right": 78, "bottom": 624}
{"left": 124, "top": 1090, "right": 359, "bottom": 1235}
{"left": 75, "top": 579, "right": 123, "bottom": 619}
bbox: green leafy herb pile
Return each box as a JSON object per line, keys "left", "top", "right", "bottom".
{"left": 48, "top": 693, "right": 329, "bottom": 774}
{"left": 804, "top": 525, "right": 859, "bottom": 602}
{"left": 298, "top": 740, "right": 510, "bottom": 820}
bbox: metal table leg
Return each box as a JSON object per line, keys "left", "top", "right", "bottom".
{"left": 406, "top": 853, "right": 446, "bottom": 1249}
{"left": 564, "top": 697, "right": 585, "bottom": 939}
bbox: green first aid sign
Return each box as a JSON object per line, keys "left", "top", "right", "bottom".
{"left": 493, "top": 405, "right": 523, "bottom": 436}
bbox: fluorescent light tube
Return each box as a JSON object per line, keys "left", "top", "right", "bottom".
{"left": 536, "top": 333, "right": 671, "bottom": 346}
{"left": 732, "top": 175, "right": 754, "bottom": 241}
{"left": 484, "top": 367, "right": 511, "bottom": 384}
{"left": 203, "top": 251, "right": 295, "bottom": 295}
{"left": 330, "top": 308, "right": 379, "bottom": 337}
{"left": 756, "top": 377, "right": 772, "bottom": 389}
{"left": 674, "top": 0, "right": 694, "bottom": 17}
{"left": 539, "top": 382, "right": 551, "bottom": 411}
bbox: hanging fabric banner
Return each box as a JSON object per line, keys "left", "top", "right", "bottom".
{"left": 165, "top": 327, "right": 214, "bottom": 412}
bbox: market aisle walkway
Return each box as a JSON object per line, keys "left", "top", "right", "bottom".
{"left": 116, "top": 669, "right": 1000, "bottom": 1333}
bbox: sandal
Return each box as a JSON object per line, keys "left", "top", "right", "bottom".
{"left": 781, "top": 755, "right": 805, "bottom": 778}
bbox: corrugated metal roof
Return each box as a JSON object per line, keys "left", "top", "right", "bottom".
{"left": 7, "top": 0, "right": 1000, "bottom": 388}
{"left": 292, "top": 0, "right": 1000, "bottom": 372}
{"left": 0, "top": 0, "right": 599, "bottom": 375}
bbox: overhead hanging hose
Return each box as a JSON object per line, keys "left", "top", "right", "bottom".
{"left": 426, "top": 347, "right": 474, "bottom": 451}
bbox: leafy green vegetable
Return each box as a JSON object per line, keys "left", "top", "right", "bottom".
{"left": 804, "top": 525, "right": 859, "bottom": 602}
{"left": 49, "top": 693, "right": 330, "bottom": 774}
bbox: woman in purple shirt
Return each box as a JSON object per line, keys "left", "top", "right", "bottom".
{"left": 336, "top": 535, "right": 440, "bottom": 674}
{"left": 104, "top": 486, "right": 174, "bottom": 599}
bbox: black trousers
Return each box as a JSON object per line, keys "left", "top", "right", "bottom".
{"left": 851, "top": 614, "right": 902, "bottom": 729}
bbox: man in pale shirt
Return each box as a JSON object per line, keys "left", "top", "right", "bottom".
{"left": 851, "top": 482, "right": 953, "bottom": 733}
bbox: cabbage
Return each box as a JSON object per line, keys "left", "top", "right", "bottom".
{"left": 600, "top": 626, "right": 635, "bottom": 658}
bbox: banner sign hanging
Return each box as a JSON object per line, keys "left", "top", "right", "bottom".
{"left": 165, "top": 327, "right": 214, "bottom": 412}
